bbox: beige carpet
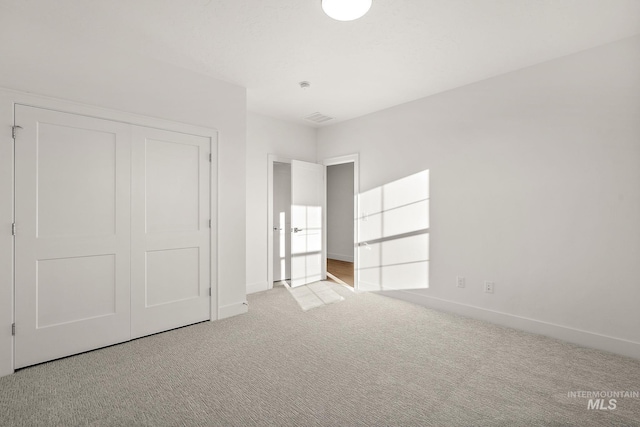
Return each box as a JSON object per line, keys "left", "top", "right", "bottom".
{"left": 1, "top": 283, "right": 639, "bottom": 426}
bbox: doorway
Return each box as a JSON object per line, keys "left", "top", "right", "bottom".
{"left": 267, "top": 156, "right": 324, "bottom": 289}
{"left": 326, "top": 163, "right": 355, "bottom": 287}
{"left": 322, "top": 154, "right": 359, "bottom": 289}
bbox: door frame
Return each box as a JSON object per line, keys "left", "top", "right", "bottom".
{"left": 267, "top": 154, "right": 359, "bottom": 290}
{"left": 322, "top": 154, "right": 360, "bottom": 290}
{"left": 0, "top": 88, "right": 219, "bottom": 377}
{"left": 268, "top": 155, "right": 327, "bottom": 288}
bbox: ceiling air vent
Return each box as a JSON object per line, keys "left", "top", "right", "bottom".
{"left": 304, "top": 112, "right": 334, "bottom": 124}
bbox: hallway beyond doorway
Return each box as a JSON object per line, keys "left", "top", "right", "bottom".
{"left": 327, "top": 259, "right": 354, "bottom": 287}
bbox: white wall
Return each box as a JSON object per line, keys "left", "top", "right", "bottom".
{"left": 246, "top": 113, "right": 317, "bottom": 294}
{"left": 318, "top": 35, "right": 640, "bottom": 358}
{"left": 327, "top": 163, "right": 355, "bottom": 262}
{"left": 0, "top": 44, "right": 247, "bottom": 376}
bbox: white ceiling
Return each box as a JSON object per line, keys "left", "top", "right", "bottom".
{"left": 1, "top": 0, "right": 640, "bottom": 126}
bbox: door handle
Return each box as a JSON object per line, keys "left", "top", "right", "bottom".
{"left": 292, "top": 227, "right": 303, "bottom": 233}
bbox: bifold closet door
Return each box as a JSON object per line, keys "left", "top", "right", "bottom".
{"left": 130, "top": 126, "right": 211, "bottom": 339}
{"left": 14, "top": 105, "right": 213, "bottom": 369}
{"left": 14, "top": 105, "right": 132, "bottom": 369}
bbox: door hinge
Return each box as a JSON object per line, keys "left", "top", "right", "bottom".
{"left": 208, "top": 219, "right": 211, "bottom": 228}
{"left": 209, "top": 288, "right": 212, "bottom": 296}
{"left": 11, "top": 323, "right": 15, "bottom": 336}
{"left": 209, "top": 153, "right": 212, "bottom": 162}
{"left": 11, "top": 223, "right": 16, "bottom": 236}
{"left": 12, "top": 125, "right": 22, "bottom": 139}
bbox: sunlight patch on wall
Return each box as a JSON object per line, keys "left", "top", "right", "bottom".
{"left": 357, "top": 170, "right": 429, "bottom": 291}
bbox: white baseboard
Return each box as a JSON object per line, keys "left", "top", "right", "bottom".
{"left": 381, "top": 290, "right": 640, "bottom": 360}
{"left": 218, "top": 301, "right": 248, "bottom": 320}
{"left": 328, "top": 253, "right": 354, "bottom": 263}
{"left": 0, "top": 348, "right": 12, "bottom": 378}
{"left": 358, "top": 281, "right": 384, "bottom": 292}
{"left": 246, "top": 281, "right": 268, "bottom": 295}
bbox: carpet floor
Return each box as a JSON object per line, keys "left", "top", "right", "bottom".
{"left": 1, "top": 282, "right": 639, "bottom": 426}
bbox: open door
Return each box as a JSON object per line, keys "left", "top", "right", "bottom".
{"left": 290, "top": 160, "right": 324, "bottom": 287}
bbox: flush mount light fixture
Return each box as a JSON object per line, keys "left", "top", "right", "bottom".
{"left": 322, "top": 0, "right": 372, "bottom": 21}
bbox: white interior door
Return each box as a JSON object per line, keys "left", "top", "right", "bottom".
{"left": 290, "top": 160, "right": 324, "bottom": 288}
{"left": 130, "top": 126, "right": 211, "bottom": 338}
{"left": 14, "top": 105, "right": 132, "bottom": 369}
{"left": 14, "top": 105, "right": 215, "bottom": 369}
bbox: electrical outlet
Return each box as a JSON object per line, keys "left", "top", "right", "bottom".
{"left": 484, "top": 281, "right": 494, "bottom": 293}
{"left": 456, "top": 276, "right": 465, "bottom": 288}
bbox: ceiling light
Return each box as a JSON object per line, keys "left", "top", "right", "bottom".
{"left": 322, "top": 0, "right": 372, "bottom": 21}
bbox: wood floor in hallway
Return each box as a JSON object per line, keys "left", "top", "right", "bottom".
{"left": 327, "top": 258, "right": 354, "bottom": 287}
